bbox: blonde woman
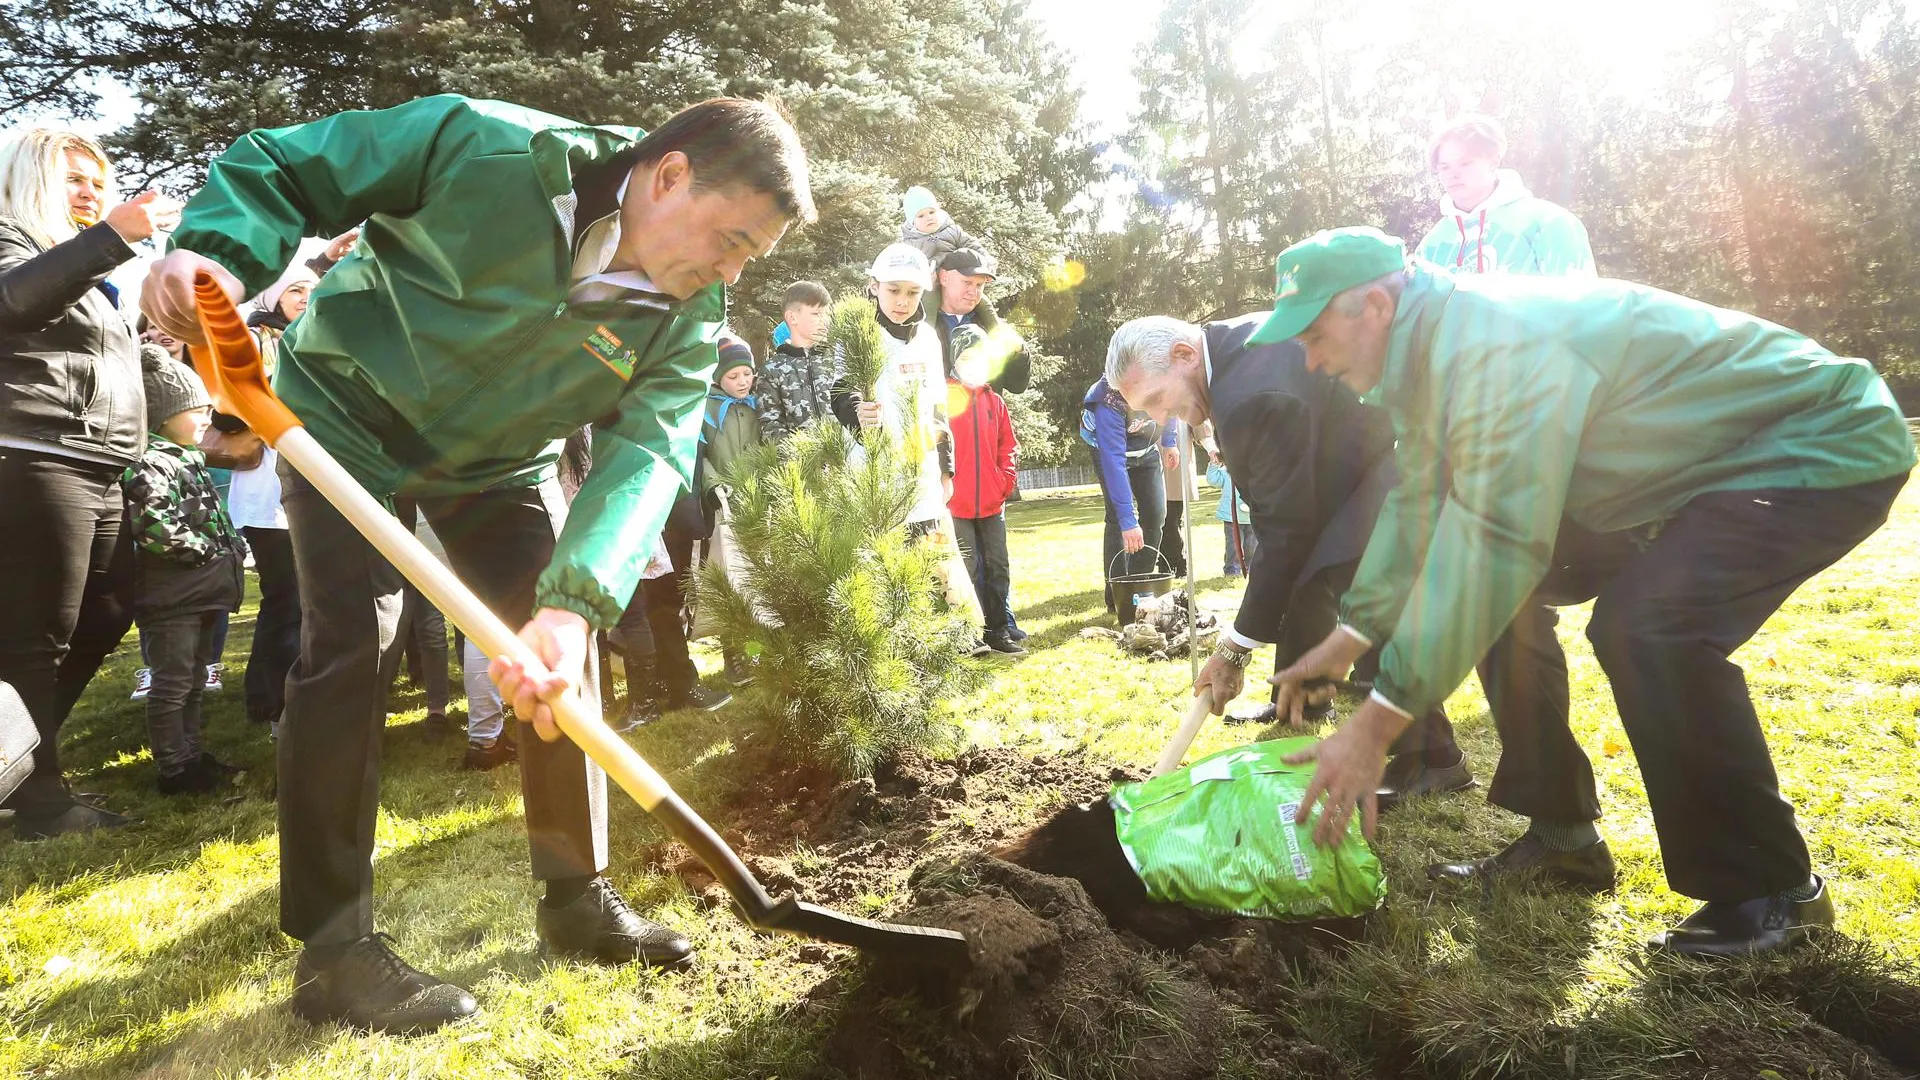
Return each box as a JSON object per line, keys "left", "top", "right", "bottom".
{"left": 0, "top": 127, "right": 179, "bottom": 838}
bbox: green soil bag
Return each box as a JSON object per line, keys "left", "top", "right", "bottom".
{"left": 1110, "top": 737, "right": 1387, "bottom": 920}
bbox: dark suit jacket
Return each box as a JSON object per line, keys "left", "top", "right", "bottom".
{"left": 1206, "top": 313, "right": 1397, "bottom": 643}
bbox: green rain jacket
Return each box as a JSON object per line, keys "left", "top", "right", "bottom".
{"left": 169, "top": 95, "right": 725, "bottom": 628}
{"left": 1343, "top": 265, "right": 1916, "bottom": 718}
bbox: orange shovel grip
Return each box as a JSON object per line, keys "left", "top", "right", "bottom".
{"left": 187, "top": 271, "right": 301, "bottom": 445}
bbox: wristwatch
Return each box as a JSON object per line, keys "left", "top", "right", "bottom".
{"left": 1211, "top": 642, "right": 1253, "bottom": 669}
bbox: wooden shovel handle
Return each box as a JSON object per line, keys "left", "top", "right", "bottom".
{"left": 1152, "top": 688, "right": 1214, "bottom": 777}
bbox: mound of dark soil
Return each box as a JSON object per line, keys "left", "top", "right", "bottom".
{"left": 816, "top": 853, "right": 1349, "bottom": 1080}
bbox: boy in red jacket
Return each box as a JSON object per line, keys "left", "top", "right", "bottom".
{"left": 946, "top": 325, "right": 1023, "bottom": 656}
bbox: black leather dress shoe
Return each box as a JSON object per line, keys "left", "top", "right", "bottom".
{"left": 1427, "top": 833, "right": 1616, "bottom": 893}
{"left": 291, "top": 933, "right": 478, "bottom": 1034}
{"left": 13, "top": 802, "right": 133, "bottom": 841}
{"left": 537, "top": 877, "right": 694, "bottom": 968}
{"left": 1650, "top": 877, "right": 1834, "bottom": 958}
{"left": 1375, "top": 751, "right": 1475, "bottom": 812}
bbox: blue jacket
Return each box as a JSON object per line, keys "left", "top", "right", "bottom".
{"left": 1081, "top": 378, "right": 1178, "bottom": 531}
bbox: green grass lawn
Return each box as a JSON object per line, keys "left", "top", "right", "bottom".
{"left": 3, "top": 482, "right": 1918, "bottom": 1078}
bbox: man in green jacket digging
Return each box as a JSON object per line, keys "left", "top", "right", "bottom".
{"left": 1264, "top": 227, "right": 1914, "bottom": 958}
{"left": 142, "top": 94, "right": 813, "bottom": 1032}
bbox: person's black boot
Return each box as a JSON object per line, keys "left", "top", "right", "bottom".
{"left": 461, "top": 736, "right": 518, "bottom": 771}
{"left": 536, "top": 877, "right": 694, "bottom": 968}
{"left": 291, "top": 933, "right": 478, "bottom": 1033}
{"left": 618, "top": 694, "right": 662, "bottom": 732}
{"left": 1651, "top": 876, "right": 1834, "bottom": 958}
{"left": 157, "top": 758, "right": 225, "bottom": 796}
{"left": 1427, "top": 833, "right": 1616, "bottom": 893}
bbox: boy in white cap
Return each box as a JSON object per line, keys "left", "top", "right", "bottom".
{"left": 846, "top": 243, "right": 954, "bottom": 536}
{"left": 898, "top": 185, "right": 979, "bottom": 266}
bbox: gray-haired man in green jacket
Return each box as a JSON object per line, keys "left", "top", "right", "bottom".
{"left": 142, "top": 95, "right": 813, "bottom": 1032}
{"left": 1264, "top": 227, "right": 1913, "bottom": 959}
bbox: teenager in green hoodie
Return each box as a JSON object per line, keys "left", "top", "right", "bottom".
{"left": 1415, "top": 114, "right": 1595, "bottom": 278}
{"left": 1264, "top": 227, "right": 1912, "bottom": 959}
{"left": 141, "top": 95, "right": 814, "bottom": 1034}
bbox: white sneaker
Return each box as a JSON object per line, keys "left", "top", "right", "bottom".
{"left": 131, "top": 668, "right": 152, "bottom": 700}
{"left": 204, "top": 663, "right": 224, "bottom": 693}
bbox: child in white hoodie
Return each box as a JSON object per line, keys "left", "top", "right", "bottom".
{"left": 843, "top": 243, "right": 954, "bottom": 536}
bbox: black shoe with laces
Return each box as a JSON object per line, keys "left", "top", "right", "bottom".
{"left": 1374, "top": 749, "right": 1474, "bottom": 812}
{"left": 1427, "top": 833, "right": 1616, "bottom": 893}
{"left": 1651, "top": 876, "right": 1834, "bottom": 958}
{"left": 291, "top": 933, "right": 478, "bottom": 1034}
{"left": 461, "top": 737, "right": 518, "bottom": 771}
{"left": 984, "top": 633, "right": 1027, "bottom": 657}
{"left": 157, "top": 758, "right": 226, "bottom": 796}
{"left": 536, "top": 877, "right": 694, "bottom": 968}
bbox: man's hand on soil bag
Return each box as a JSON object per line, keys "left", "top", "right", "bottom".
{"left": 489, "top": 607, "right": 592, "bottom": 743}
{"left": 1194, "top": 651, "right": 1245, "bottom": 715}
{"left": 1270, "top": 628, "right": 1369, "bottom": 727}
{"left": 142, "top": 250, "right": 245, "bottom": 345}
{"left": 1283, "top": 699, "right": 1405, "bottom": 846}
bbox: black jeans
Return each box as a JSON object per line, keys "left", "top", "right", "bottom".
{"left": 141, "top": 610, "right": 220, "bottom": 775}
{"left": 1159, "top": 497, "right": 1188, "bottom": 577}
{"left": 278, "top": 464, "right": 606, "bottom": 945}
{"left": 1097, "top": 454, "right": 1166, "bottom": 611}
{"left": 1280, "top": 560, "right": 1455, "bottom": 757}
{"left": 0, "top": 451, "right": 135, "bottom": 815}
{"left": 1478, "top": 475, "right": 1906, "bottom": 902}
{"left": 612, "top": 529, "right": 698, "bottom": 701}
{"left": 953, "top": 513, "right": 1012, "bottom": 638}
{"left": 241, "top": 527, "right": 301, "bottom": 725}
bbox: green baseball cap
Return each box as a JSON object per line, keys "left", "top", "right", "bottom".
{"left": 1248, "top": 227, "right": 1409, "bottom": 344}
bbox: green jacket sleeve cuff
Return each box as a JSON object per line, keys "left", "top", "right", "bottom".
{"left": 534, "top": 434, "right": 690, "bottom": 631}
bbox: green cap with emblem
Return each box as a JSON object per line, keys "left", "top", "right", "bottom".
{"left": 1248, "top": 227, "right": 1409, "bottom": 345}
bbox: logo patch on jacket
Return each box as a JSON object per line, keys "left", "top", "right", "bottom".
{"left": 583, "top": 325, "right": 637, "bottom": 380}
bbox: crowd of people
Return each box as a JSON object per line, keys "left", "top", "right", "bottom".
{"left": 1, "top": 97, "right": 1910, "bottom": 1036}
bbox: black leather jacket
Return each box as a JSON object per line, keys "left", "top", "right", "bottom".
{"left": 0, "top": 217, "right": 145, "bottom": 465}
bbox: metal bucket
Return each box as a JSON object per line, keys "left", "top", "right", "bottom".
{"left": 1109, "top": 545, "right": 1175, "bottom": 626}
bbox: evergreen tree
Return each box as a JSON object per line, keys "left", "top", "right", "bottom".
{"left": 695, "top": 304, "right": 981, "bottom": 777}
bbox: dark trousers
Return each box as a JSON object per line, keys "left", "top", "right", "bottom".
{"left": 953, "top": 513, "right": 1012, "bottom": 637}
{"left": 1159, "top": 497, "right": 1188, "bottom": 577}
{"left": 612, "top": 529, "right": 698, "bottom": 702}
{"left": 141, "top": 611, "right": 220, "bottom": 774}
{"left": 1479, "top": 475, "right": 1905, "bottom": 901}
{"left": 1280, "top": 560, "right": 1455, "bottom": 756}
{"left": 278, "top": 464, "right": 607, "bottom": 945}
{"left": 0, "top": 451, "right": 135, "bottom": 815}
{"left": 1098, "top": 456, "right": 1167, "bottom": 611}
{"left": 241, "top": 526, "right": 301, "bottom": 725}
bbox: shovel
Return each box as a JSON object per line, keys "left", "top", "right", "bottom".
{"left": 185, "top": 272, "right": 970, "bottom": 971}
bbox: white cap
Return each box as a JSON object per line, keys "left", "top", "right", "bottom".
{"left": 867, "top": 243, "right": 932, "bottom": 289}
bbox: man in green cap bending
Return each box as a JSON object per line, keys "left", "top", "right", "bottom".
{"left": 1266, "top": 226, "right": 1914, "bottom": 957}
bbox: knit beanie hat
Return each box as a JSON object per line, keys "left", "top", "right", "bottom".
{"left": 141, "top": 344, "right": 211, "bottom": 431}
{"left": 902, "top": 185, "right": 939, "bottom": 224}
{"left": 714, "top": 334, "right": 754, "bottom": 380}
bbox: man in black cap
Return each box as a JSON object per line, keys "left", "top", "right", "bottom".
{"left": 924, "top": 248, "right": 1031, "bottom": 395}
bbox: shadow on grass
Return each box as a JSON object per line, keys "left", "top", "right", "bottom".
{"left": 22, "top": 813, "right": 559, "bottom": 1080}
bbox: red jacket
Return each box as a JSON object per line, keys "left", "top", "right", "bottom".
{"left": 946, "top": 379, "right": 1018, "bottom": 518}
